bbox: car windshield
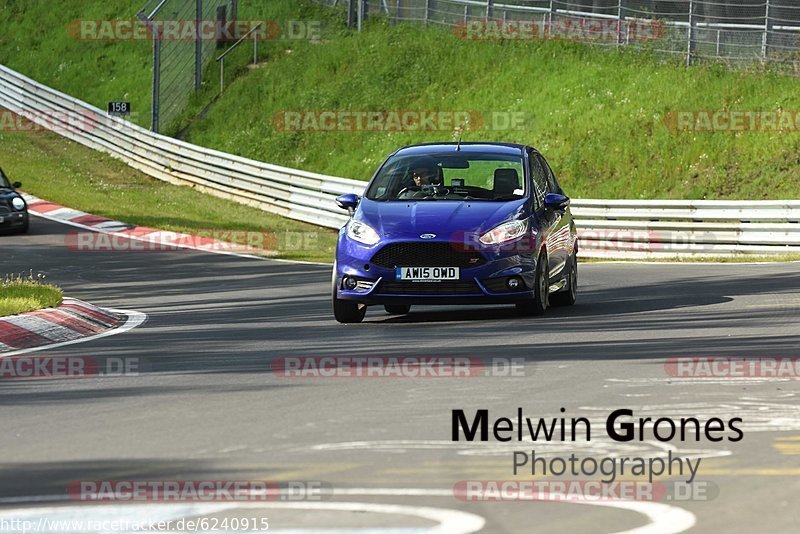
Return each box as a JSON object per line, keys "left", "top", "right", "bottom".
{"left": 365, "top": 152, "right": 526, "bottom": 201}
{"left": 0, "top": 169, "right": 10, "bottom": 188}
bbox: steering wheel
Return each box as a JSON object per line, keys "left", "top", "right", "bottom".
{"left": 397, "top": 186, "right": 420, "bottom": 198}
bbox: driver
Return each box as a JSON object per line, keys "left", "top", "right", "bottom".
{"left": 410, "top": 162, "right": 440, "bottom": 188}
{"left": 396, "top": 159, "right": 445, "bottom": 199}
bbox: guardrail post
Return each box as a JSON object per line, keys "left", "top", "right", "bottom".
{"left": 152, "top": 28, "right": 161, "bottom": 132}
{"left": 617, "top": 0, "right": 624, "bottom": 46}
{"left": 346, "top": 0, "right": 357, "bottom": 28}
{"left": 215, "top": 21, "right": 264, "bottom": 95}
{"left": 219, "top": 57, "right": 225, "bottom": 94}
{"left": 425, "top": 0, "right": 430, "bottom": 24}
{"left": 486, "top": 0, "right": 493, "bottom": 20}
{"left": 195, "top": 0, "right": 203, "bottom": 90}
{"left": 547, "top": 0, "right": 554, "bottom": 38}
{"left": 686, "top": 0, "right": 695, "bottom": 67}
{"left": 762, "top": 0, "right": 771, "bottom": 62}
{"left": 357, "top": 0, "right": 364, "bottom": 31}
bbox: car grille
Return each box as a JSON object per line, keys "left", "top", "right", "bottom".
{"left": 370, "top": 242, "right": 485, "bottom": 268}
{"left": 0, "top": 204, "right": 10, "bottom": 216}
{"left": 378, "top": 281, "right": 482, "bottom": 295}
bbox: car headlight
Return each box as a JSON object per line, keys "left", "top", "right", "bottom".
{"left": 347, "top": 220, "right": 380, "bottom": 245}
{"left": 479, "top": 219, "right": 528, "bottom": 245}
{"left": 11, "top": 197, "right": 25, "bottom": 211}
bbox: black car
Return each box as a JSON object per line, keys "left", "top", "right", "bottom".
{"left": 0, "top": 168, "right": 29, "bottom": 234}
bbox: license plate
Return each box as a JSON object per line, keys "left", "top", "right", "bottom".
{"left": 396, "top": 267, "right": 459, "bottom": 282}
{"left": 0, "top": 217, "right": 3, "bottom": 223}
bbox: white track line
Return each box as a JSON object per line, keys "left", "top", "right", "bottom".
{"left": 0, "top": 501, "right": 484, "bottom": 534}
{"left": 0, "top": 487, "right": 695, "bottom": 534}
{"left": 0, "top": 309, "right": 147, "bottom": 358}
{"left": 332, "top": 488, "right": 695, "bottom": 534}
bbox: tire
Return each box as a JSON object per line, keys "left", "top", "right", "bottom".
{"left": 384, "top": 304, "right": 411, "bottom": 315}
{"left": 551, "top": 256, "right": 577, "bottom": 307}
{"left": 332, "top": 269, "right": 366, "bottom": 323}
{"left": 516, "top": 251, "right": 549, "bottom": 316}
{"left": 333, "top": 289, "right": 366, "bottom": 323}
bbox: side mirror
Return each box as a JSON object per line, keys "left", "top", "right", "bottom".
{"left": 12, "top": 182, "right": 22, "bottom": 189}
{"left": 335, "top": 193, "right": 359, "bottom": 215}
{"left": 544, "top": 193, "right": 569, "bottom": 212}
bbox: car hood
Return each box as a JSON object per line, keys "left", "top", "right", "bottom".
{"left": 357, "top": 198, "right": 528, "bottom": 238}
{"left": 0, "top": 188, "right": 20, "bottom": 199}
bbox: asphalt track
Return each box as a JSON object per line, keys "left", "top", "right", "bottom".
{"left": 1, "top": 215, "right": 800, "bottom": 533}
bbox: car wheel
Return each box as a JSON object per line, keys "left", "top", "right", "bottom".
{"left": 384, "top": 304, "right": 411, "bottom": 315}
{"left": 551, "top": 255, "right": 577, "bottom": 307}
{"left": 516, "top": 251, "right": 549, "bottom": 316}
{"left": 332, "top": 287, "right": 366, "bottom": 324}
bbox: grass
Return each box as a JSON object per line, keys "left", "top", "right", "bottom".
{"left": 2, "top": 0, "right": 799, "bottom": 200}
{"left": 0, "top": 0, "right": 316, "bottom": 133}
{"left": 0, "top": 127, "right": 337, "bottom": 262}
{"left": 0, "top": 0, "right": 153, "bottom": 128}
{"left": 179, "top": 3, "right": 800, "bottom": 200}
{"left": 0, "top": 272, "right": 63, "bottom": 317}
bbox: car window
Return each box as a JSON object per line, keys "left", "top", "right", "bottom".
{"left": 365, "top": 153, "right": 527, "bottom": 202}
{"left": 529, "top": 154, "right": 547, "bottom": 209}
{"left": 537, "top": 154, "right": 562, "bottom": 195}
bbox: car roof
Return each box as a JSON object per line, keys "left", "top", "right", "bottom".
{"left": 393, "top": 142, "right": 532, "bottom": 157}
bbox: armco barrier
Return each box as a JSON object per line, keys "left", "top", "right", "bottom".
{"left": 1, "top": 64, "right": 798, "bottom": 259}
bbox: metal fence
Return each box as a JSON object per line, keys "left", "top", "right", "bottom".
{"left": 2, "top": 64, "right": 799, "bottom": 258}
{"left": 318, "top": 0, "right": 800, "bottom": 69}
{"left": 137, "top": 0, "right": 238, "bottom": 133}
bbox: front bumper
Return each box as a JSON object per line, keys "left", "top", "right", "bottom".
{"left": 0, "top": 210, "right": 28, "bottom": 230}
{"left": 334, "top": 232, "right": 541, "bottom": 306}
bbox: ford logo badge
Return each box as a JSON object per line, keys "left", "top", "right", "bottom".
{"left": 420, "top": 233, "right": 436, "bottom": 239}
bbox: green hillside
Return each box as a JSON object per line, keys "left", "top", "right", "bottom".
{"left": 2, "top": 0, "right": 798, "bottom": 199}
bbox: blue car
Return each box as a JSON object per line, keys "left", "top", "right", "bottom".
{"left": 332, "top": 142, "right": 578, "bottom": 323}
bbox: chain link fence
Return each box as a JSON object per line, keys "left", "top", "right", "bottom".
{"left": 315, "top": 1, "right": 800, "bottom": 71}
{"left": 138, "top": 0, "right": 238, "bottom": 133}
